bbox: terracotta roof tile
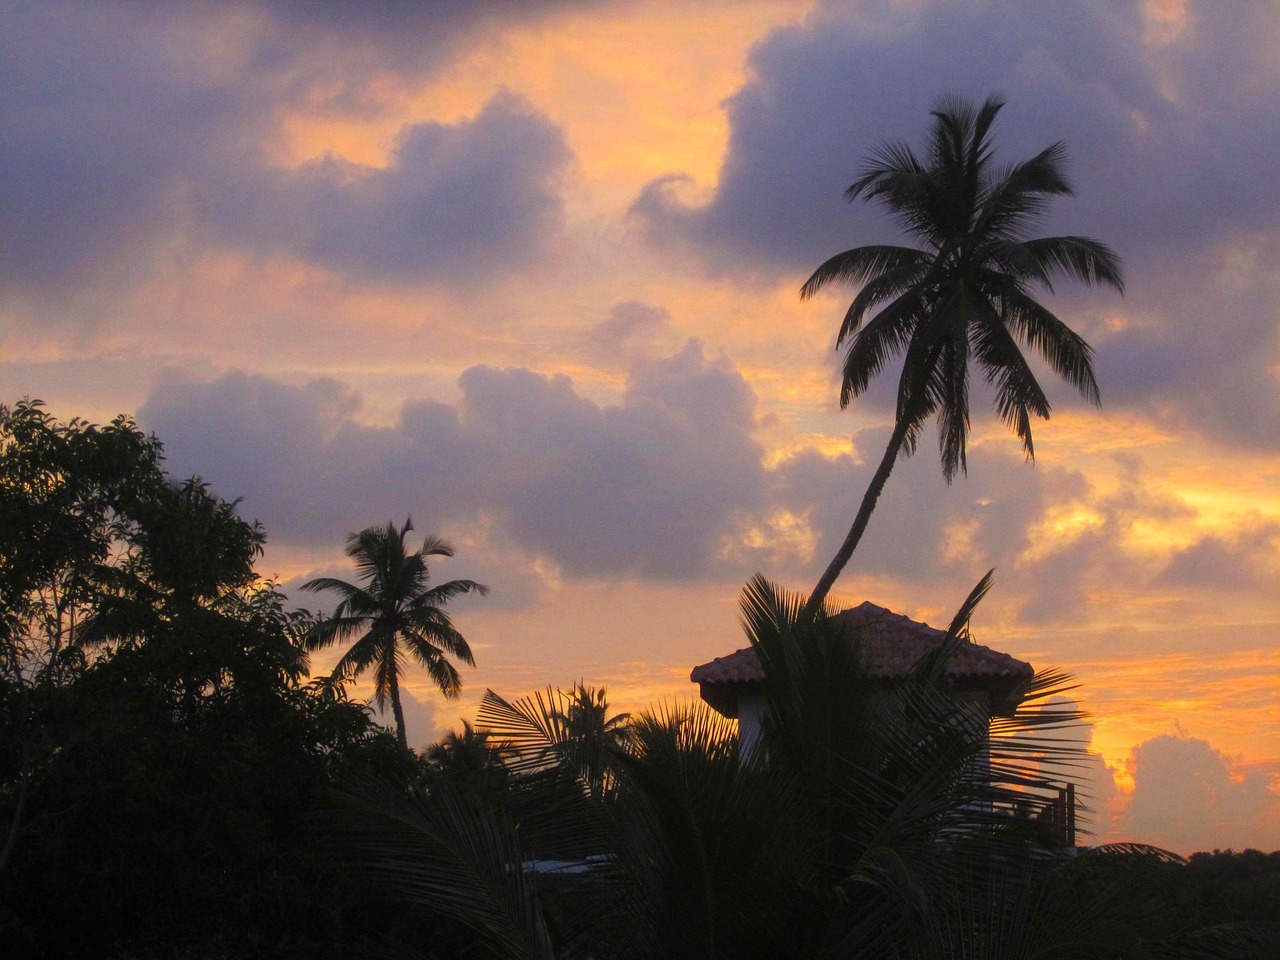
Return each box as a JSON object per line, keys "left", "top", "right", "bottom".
{"left": 690, "top": 600, "right": 1033, "bottom": 685}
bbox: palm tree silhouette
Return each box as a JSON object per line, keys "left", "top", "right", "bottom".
{"left": 801, "top": 95, "right": 1123, "bottom": 613}
{"left": 302, "top": 519, "right": 488, "bottom": 748}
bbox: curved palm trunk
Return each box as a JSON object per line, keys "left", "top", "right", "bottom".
{"left": 389, "top": 669, "right": 409, "bottom": 750}
{"left": 803, "top": 418, "right": 911, "bottom": 618}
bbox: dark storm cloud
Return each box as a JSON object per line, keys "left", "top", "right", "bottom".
{"left": 634, "top": 0, "right": 1280, "bottom": 273}
{"left": 0, "top": 2, "right": 573, "bottom": 295}
{"left": 139, "top": 342, "right": 766, "bottom": 582}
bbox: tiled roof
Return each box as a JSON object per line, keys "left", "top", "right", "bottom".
{"left": 690, "top": 600, "right": 1033, "bottom": 685}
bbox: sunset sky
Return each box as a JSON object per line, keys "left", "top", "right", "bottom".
{"left": 3, "top": 0, "right": 1278, "bottom": 855}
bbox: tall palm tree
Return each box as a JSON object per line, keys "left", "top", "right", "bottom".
{"left": 800, "top": 95, "right": 1124, "bottom": 613}
{"left": 302, "top": 519, "right": 488, "bottom": 748}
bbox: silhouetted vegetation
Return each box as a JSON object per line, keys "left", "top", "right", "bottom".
{"left": 341, "top": 580, "right": 1280, "bottom": 959}
{"left": 3, "top": 396, "right": 1278, "bottom": 957}
{"left": 1, "top": 97, "right": 1275, "bottom": 959}
{"left": 0, "top": 401, "right": 418, "bottom": 958}
{"left": 302, "top": 519, "right": 488, "bottom": 748}
{"left": 801, "top": 95, "right": 1124, "bottom": 613}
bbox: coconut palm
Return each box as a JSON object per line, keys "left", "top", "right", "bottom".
{"left": 302, "top": 519, "right": 487, "bottom": 748}
{"left": 801, "top": 95, "right": 1124, "bottom": 612}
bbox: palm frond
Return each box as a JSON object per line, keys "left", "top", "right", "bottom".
{"left": 416, "top": 532, "right": 456, "bottom": 559}
{"left": 836, "top": 260, "right": 932, "bottom": 345}
{"left": 371, "top": 638, "right": 400, "bottom": 710}
{"left": 333, "top": 781, "right": 556, "bottom": 960}
{"left": 971, "top": 305, "right": 1054, "bottom": 458}
{"left": 1151, "top": 921, "right": 1280, "bottom": 960}
{"left": 931, "top": 296, "right": 973, "bottom": 481}
{"left": 304, "top": 614, "right": 372, "bottom": 651}
{"left": 978, "top": 142, "right": 1073, "bottom": 239}
{"left": 299, "top": 576, "right": 381, "bottom": 615}
{"left": 845, "top": 140, "right": 924, "bottom": 203}
{"left": 800, "top": 244, "right": 930, "bottom": 300}
{"left": 1001, "top": 284, "right": 1102, "bottom": 405}
{"left": 331, "top": 634, "right": 381, "bottom": 685}
{"left": 978, "top": 237, "right": 1057, "bottom": 289}
{"left": 1022, "top": 235, "right": 1125, "bottom": 292}
{"left": 414, "top": 577, "right": 490, "bottom": 606}
{"left": 892, "top": 329, "right": 944, "bottom": 450}
{"left": 404, "top": 619, "right": 476, "bottom": 666}
{"left": 946, "top": 568, "right": 995, "bottom": 640}
{"left": 478, "top": 687, "right": 574, "bottom": 778}
{"left": 840, "top": 291, "right": 927, "bottom": 406}
{"left": 419, "top": 645, "right": 464, "bottom": 698}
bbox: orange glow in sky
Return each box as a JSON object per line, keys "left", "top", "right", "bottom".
{"left": 4, "top": 0, "right": 1278, "bottom": 856}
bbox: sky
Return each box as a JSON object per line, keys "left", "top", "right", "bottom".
{"left": 2, "top": 0, "right": 1278, "bottom": 855}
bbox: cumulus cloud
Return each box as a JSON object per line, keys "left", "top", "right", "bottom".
{"left": 634, "top": 0, "right": 1280, "bottom": 272}
{"left": 1159, "top": 524, "right": 1280, "bottom": 591}
{"left": 0, "top": 3, "right": 264, "bottom": 291}
{"left": 140, "top": 341, "right": 769, "bottom": 583}
{"left": 1009, "top": 456, "right": 1192, "bottom": 624}
{"left": 0, "top": 4, "right": 573, "bottom": 297}
{"left": 767, "top": 423, "right": 1072, "bottom": 598}
{"left": 631, "top": 0, "right": 1280, "bottom": 449}
{"left": 1119, "top": 733, "right": 1280, "bottom": 854}
{"left": 244, "top": 0, "right": 608, "bottom": 52}
{"left": 136, "top": 345, "right": 1268, "bottom": 632}
{"left": 207, "top": 91, "right": 572, "bottom": 281}
{"left": 579, "top": 301, "right": 681, "bottom": 368}
{"left": 1093, "top": 234, "right": 1280, "bottom": 448}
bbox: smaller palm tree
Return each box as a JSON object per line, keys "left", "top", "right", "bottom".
{"left": 302, "top": 519, "right": 488, "bottom": 749}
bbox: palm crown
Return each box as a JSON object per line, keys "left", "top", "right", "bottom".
{"left": 302, "top": 519, "right": 488, "bottom": 748}
{"left": 804, "top": 94, "right": 1122, "bottom": 477}
{"left": 802, "top": 95, "right": 1123, "bottom": 610}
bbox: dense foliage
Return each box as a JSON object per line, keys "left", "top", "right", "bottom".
{"left": 2, "top": 385, "right": 1278, "bottom": 959}
{"left": 0, "top": 401, "right": 414, "bottom": 958}
{"left": 340, "top": 578, "right": 1280, "bottom": 959}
